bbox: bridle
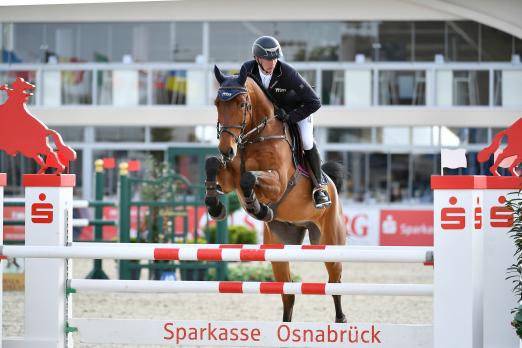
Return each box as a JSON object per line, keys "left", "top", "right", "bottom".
{"left": 215, "top": 85, "right": 290, "bottom": 171}
{"left": 216, "top": 87, "right": 252, "bottom": 144}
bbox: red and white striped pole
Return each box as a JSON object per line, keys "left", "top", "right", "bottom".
{"left": 23, "top": 174, "right": 75, "bottom": 348}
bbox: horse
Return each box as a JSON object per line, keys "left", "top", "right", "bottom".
{"left": 204, "top": 65, "right": 348, "bottom": 323}
{"left": 0, "top": 77, "right": 76, "bottom": 174}
{"left": 477, "top": 117, "right": 522, "bottom": 176}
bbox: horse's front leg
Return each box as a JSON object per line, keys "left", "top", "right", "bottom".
{"left": 204, "top": 156, "right": 232, "bottom": 220}
{"left": 240, "top": 170, "right": 280, "bottom": 222}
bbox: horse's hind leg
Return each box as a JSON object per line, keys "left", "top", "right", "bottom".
{"left": 264, "top": 224, "right": 297, "bottom": 322}
{"left": 271, "top": 261, "right": 295, "bottom": 322}
{"left": 204, "top": 157, "right": 226, "bottom": 220}
{"left": 318, "top": 212, "right": 347, "bottom": 323}
{"left": 325, "top": 262, "right": 347, "bottom": 323}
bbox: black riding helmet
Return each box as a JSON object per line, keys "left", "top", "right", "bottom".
{"left": 252, "top": 36, "right": 283, "bottom": 60}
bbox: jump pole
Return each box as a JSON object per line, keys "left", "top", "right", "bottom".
{"left": 432, "top": 176, "right": 521, "bottom": 348}
{"left": 3, "top": 174, "right": 76, "bottom": 348}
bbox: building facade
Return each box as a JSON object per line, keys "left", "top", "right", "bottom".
{"left": 0, "top": 0, "right": 521, "bottom": 205}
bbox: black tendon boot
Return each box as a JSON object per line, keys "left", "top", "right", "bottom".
{"left": 304, "top": 145, "right": 331, "bottom": 208}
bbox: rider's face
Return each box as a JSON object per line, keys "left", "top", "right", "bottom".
{"left": 257, "top": 57, "right": 277, "bottom": 74}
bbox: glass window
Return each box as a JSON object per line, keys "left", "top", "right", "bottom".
{"left": 413, "top": 22, "right": 444, "bottom": 61}
{"left": 412, "top": 154, "right": 435, "bottom": 203}
{"left": 468, "top": 128, "right": 488, "bottom": 144}
{"left": 516, "top": 37, "right": 522, "bottom": 58}
{"left": 446, "top": 21, "right": 479, "bottom": 61}
{"left": 321, "top": 70, "right": 344, "bottom": 105}
{"left": 328, "top": 128, "right": 372, "bottom": 143}
{"left": 441, "top": 127, "right": 467, "bottom": 146}
{"left": 378, "top": 22, "right": 412, "bottom": 62}
{"left": 78, "top": 23, "right": 110, "bottom": 62}
{"left": 453, "top": 70, "right": 489, "bottom": 105}
{"left": 51, "top": 126, "right": 85, "bottom": 142}
{"left": 171, "top": 22, "right": 203, "bottom": 62}
{"left": 412, "top": 127, "right": 432, "bottom": 146}
{"left": 346, "top": 151, "right": 367, "bottom": 202}
{"left": 152, "top": 70, "right": 187, "bottom": 105}
{"left": 95, "top": 127, "right": 145, "bottom": 142}
{"left": 390, "top": 154, "right": 409, "bottom": 202}
{"left": 377, "top": 127, "right": 410, "bottom": 145}
{"left": 368, "top": 152, "right": 388, "bottom": 203}
{"left": 339, "top": 22, "right": 377, "bottom": 61}
{"left": 209, "top": 22, "right": 342, "bottom": 62}
{"left": 151, "top": 127, "right": 198, "bottom": 142}
{"left": 12, "top": 23, "right": 45, "bottom": 63}
{"left": 480, "top": 25, "right": 513, "bottom": 62}
{"left": 61, "top": 70, "right": 93, "bottom": 105}
{"left": 379, "top": 71, "right": 425, "bottom": 105}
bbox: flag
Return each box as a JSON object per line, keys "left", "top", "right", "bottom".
{"left": 441, "top": 148, "right": 467, "bottom": 170}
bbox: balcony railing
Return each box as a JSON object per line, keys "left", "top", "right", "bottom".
{"left": 0, "top": 62, "right": 521, "bottom": 107}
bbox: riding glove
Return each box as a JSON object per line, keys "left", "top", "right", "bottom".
{"left": 274, "top": 106, "right": 290, "bottom": 122}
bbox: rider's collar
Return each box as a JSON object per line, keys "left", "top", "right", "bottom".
{"left": 217, "top": 86, "right": 248, "bottom": 102}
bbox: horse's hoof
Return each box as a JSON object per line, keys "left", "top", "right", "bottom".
{"left": 207, "top": 200, "right": 226, "bottom": 220}
{"left": 335, "top": 315, "right": 347, "bottom": 323}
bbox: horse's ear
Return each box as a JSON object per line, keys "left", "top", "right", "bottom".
{"left": 214, "top": 65, "right": 225, "bottom": 85}
{"left": 237, "top": 65, "right": 247, "bottom": 86}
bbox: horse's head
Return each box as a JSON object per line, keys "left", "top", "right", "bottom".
{"left": 214, "top": 65, "right": 252, "bottom": 162}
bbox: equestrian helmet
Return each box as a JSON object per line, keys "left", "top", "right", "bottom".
{"left": 252, "top": 36, "right": 283, "bottom": 60}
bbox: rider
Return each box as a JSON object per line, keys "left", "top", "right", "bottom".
{"left": 241, "top": 36, "right": 331, "bottom": 208}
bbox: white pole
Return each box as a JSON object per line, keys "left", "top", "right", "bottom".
{"left": 23, "top": 174, "right": 75, "bottom": 348}
{"left": 1, "top": 245, "right": 433, "bottom": 263}
{"left": 69, "top": 279, "right": 434, "bottom": 296}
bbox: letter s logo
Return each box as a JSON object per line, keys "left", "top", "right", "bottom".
{"left": 31, "top": 193, "right": 53, "bottom": 224}
{"left": 490, "top": 196, "right": 513, "bottom": 228}
{"left": 441, "top": 196, "right": 465, "bottom": 230}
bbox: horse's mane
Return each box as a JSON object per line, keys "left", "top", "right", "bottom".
{"left": 245, "top": 77, "right": 274, "bottom": 111}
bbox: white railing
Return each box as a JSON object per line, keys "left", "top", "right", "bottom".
{"left": 0, "top": 61, "right": 521, "bottom": 108}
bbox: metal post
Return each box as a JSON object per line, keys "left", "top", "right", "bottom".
{"left": 118, "top": 162, "right": 131, "bottom": 279}
{"left": 216, "top": 194, "right": 228, "bottom": 280}
{"left": 86, "top": 159, "right": 109, "bottom": 279}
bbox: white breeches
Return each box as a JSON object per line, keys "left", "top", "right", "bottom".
{"left": 298, "top": 115, "right": 314, "bottom": 150}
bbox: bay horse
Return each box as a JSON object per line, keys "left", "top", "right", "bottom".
{"left": 204, "top": 65, "right": 348, "bottom": 323}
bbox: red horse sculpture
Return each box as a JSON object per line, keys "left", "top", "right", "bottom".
{"left": 0, "top": 77, "right": 76, "bottom": 174}
{"left": 477, "top": 117, "right": 522, "bottom": 176}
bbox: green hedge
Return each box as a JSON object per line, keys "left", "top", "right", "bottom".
{"left": 205, "top": 224, "right": 257, "bottom": 245}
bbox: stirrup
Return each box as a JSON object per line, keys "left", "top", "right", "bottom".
{"left": 312, "top": 186, "right": 331, "bottom": 209}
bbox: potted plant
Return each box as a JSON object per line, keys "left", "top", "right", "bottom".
{"left": 506, "top": 189, "right": 522, "bottom": 339}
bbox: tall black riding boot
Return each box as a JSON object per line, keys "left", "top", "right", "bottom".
{"left": 304, "top": 144, "right": 331, "bottom": 209}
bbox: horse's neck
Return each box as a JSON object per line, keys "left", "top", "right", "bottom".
{"left": 247, "top": 79, "right": 274, "bottom": 129}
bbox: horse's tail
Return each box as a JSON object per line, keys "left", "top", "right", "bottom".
{"left": 322, "top": 161, "right": 344, "bottom": 194}
{"left": 477, "top": 130, "right": 506, "bottom": 162}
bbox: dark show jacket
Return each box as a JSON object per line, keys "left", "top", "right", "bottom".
{"left": 241, "top": 60, "right": 321, "bottom": 123}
